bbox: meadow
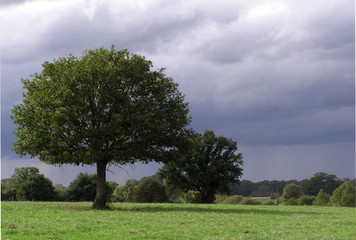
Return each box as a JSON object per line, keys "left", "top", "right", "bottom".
{"left": 2, "top": 201, "right": 355, "bottom": 240}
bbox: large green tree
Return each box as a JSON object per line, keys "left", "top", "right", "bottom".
{"left": 159, "top": 130, "right": 243, "bottom": 203}
{"left": 11, "top": 46, "right": 191, "bottom": 209}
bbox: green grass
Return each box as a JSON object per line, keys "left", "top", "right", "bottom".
{"left": 251, "top": 197, "right": 278, "bottom": 204}
{"left": 2, "top": 202, "right": 355, "bottom": 239}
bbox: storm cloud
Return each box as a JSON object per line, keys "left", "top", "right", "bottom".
{"left": 1, "top": 0, "right": 354, "bottom": 185}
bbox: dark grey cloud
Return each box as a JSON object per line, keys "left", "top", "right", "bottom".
{"left": 1, "top": 0, "right": 354, "bottom": 182}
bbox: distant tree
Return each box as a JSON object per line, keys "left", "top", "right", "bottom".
{"left": 159, "top": 130, "right": 243, "bottom": 203}
{"left": 10, "top": 167, "right": 40, "bottom": 189}
{"left": 113, "top": 179, "right": 138, "bottom": 202}
{"left": 16, "top": 174, "right": 56, "bottom": 201}
{"left": 67, "top": 173, "right": 113, "bottom": 202}
{"left": 11, "top": 46, "right": 191, "bottom": 209}
{"left": 54, "top": 184, "right": 69, "bottom": 201}
{"left": 230, "top": 180, "right": 257, "bottom": 196}
{"left": 331, "top": 182, "right": 355, "bottom": 207}
{"left": 2, "top": 167, "right": 52, "bottom": 201}
{"left": 250, "top": 185, "right": 272, "bottom": 197}
{"left": 302, "top": 172, "right": 343, "bottom": 195}
{"left": 299, "top": 195, "right": 316, "bottom": 206}
{"left": 282, "top": 183, "right": 302, "bottom": 200}
{"left": 230, "top": 179, "right": 298, "bottom": 197}
{"left": 1, "top": 179, "right": 17, "bottom": 201}
{"left": 132, "top": 178, "right": 168, "bottom": 203}
{"left": 313, "top": 189, "right": 329, "bottom": 206}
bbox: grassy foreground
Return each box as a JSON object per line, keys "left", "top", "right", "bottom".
{"left": 2, "top": 202, "right": 355, "bottom": 239}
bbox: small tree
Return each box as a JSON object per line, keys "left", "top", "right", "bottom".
{"left": 313, "top": 189, "right": 329, "bottom": 206}
{"left": 331, "top": 182, "right": 355, "bottom": 207}
{"left": 282, "top": 183, "right": 302, "bottom": 200}
{"left": 67, "top": 173, "right": 115, "bottom": 202}
{"left": 180, "top": 190, "right": 201, "bottom": 203}
{"left": 113, "top": 179, "right": 138, "bottom": 202}
{"left": 159, "top": 130, "right": 243, "bottom": 203}
{"left": 54, "top": 184, "right": 69, "bottom": 201}
{"left": 16, "top": 174, "right": 56, "bottom": 201}
{"left": 132, "top": 178, "right": 168, "bottom": 203}
{"left": 10, "top": 167, "right": 40, "bottom": 189}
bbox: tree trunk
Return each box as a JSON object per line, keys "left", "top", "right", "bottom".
{"left": 92, "top": 161, "right": 108, "bottom": 209}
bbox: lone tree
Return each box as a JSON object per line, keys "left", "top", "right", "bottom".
{"left": 159, "top": 130, "right": 243, "bottom": 203}
{"left": 11, "top": 46, "right": 191, "bottom": 209}
{"left": 282, "top": 183, "right": 302, "bottom": 200}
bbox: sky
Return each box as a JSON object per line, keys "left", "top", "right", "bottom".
{"left": 1, "top": 0, "right": 355, "bottom": 186}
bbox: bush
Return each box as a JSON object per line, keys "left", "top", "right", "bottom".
{"left": 263, "top": 199, "right": 275, "bottom": 205}
{"left": 54, "top": 188, "right": 69, "bottom": 201}
{"left": 17, "top": 174, "right": 56, "bottom": 201}
{"left": 331, "top": 182, "right": 355, "bottom": 207}
{"left": 67, "top": 173, "right": 97, "bottom": 201}
{"left": 221, "top": 195, "right": 244, "bottom": 205}
{"left": 282, "top": 184, "right": 302, "bottom": 200}
{"left": 299, "top": 195, "right": 316, "bottom": 206}
{"left": 132, "top": 178, "right": 168, "bottom": 203}
{"left": 180, "top": 190, "right": 201, "bottom": 204}
{"left": 313, "top": 189, "right": 329, "bottom": 206}
{"left": 214, "top": 194, "right": 229, "bottom": 204}
{"left": 113, "top": 179, "right": 138, "bottom": 202}
{"left": 282, "top": 198, "right": 299, "bottom": 205}
{"left": 239, "top": 197, "right": 261, "bottom": 205}
{"left": 270, "top": 192, "right": 281, "bottom": 199}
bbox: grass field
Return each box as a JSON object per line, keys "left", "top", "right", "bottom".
{"left": 2, "top": 202, "right": 355, "bottom": 239}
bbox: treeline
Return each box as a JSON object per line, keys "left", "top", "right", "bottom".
{"left": 230, "top": 172, "right": 352, "bottom": 198}
{"left": 1, "top": 167, "right": 355, "bottom": 207}
{"left": 1, "top": 168, "right": 118, "bottom": 202}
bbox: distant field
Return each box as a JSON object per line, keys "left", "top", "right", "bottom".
{"left": 2, "top": 202, "right": 355, "bottom": 239}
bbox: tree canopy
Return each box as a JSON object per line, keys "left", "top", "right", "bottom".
{"left": 16, "top": 174, "right": 57, "bottom": 201}
{"left": 301, "top": 172, "right": 343, "bottom": 195}
{"left": 282, "top": 183, "right": 302, "bottom": 200}
{"left": 159, "top": 130, "right": 243, "bottom": 203}
{"left": 132, "top": 178, "right": 168, "bottom": 203}
{"left": 11, "top": 46, "right": 191, "bottom": 209}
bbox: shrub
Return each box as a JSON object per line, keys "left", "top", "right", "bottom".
{"left": 132, "top": 178, "right": 168, "bottom": 203}
{"left": 299, "top": 195, "right": 316, "bottom": 206}
{"left": 282, "top": 198, "right": 299, "bottom": 205}
{"left": 54, "top": 188, "right": 69, "bottom": 201}
{"left": 282, "top": 184, "right": 302, "bottom": 200}
{"left": 270, "top": 192, "right": 281, "bottom": 199}
{"left": 263, "top": 199, "right": 275, "bottom": 205}
{"left": 313, "top": 189, "right": 329, "bottom": 206}
{"left": 221, "top": 195, "right": 244, "bottom": 205}
{"left": 113, "top": 179, "right": 138, "bottom": 202}
{"left": 239, "top": 197, "right": 261, "bottom": 205}
{"left": 331, "top": 182, "right": 355, "bottom": 207}
{"left": 214, "top": 194, "right": 229, "bottom": 204}
{"left": 180, "top": 190, "right": 201, "bottom": 204}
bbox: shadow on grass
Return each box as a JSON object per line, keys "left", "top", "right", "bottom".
{"left": 109, "top": 204, "right": 329, "bottom": 216}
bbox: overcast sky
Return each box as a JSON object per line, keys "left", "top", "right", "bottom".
{"left": 1, "top": 0, "right": 355, "bottom": 186}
